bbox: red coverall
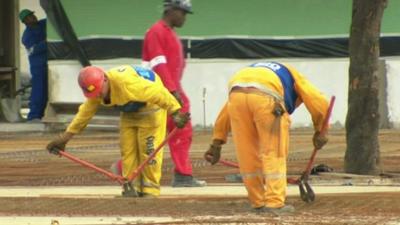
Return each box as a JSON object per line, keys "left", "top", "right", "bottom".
{"left": 142, "top": 20, "right": 193, "bottom": 176}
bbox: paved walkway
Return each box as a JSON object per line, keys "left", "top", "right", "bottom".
{"left": 1, "top": 185, "right": 400, "bottom": 198}
{"left": 0, "top": 122, "right": 46, "bottom": 132}
{"left": 0, "top": 216, "right": 183, "bottom": 225}
{"left": 1, "top": 185, "right": 400, "bottom": 225}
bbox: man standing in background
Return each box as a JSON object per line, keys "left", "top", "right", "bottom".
{"left": 142, "top": 0, "right": 206, "bottom": 187}
{"left": 19, "top": 9, "right": 48, "bottom": 122}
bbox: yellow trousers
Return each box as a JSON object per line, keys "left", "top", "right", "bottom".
{"left": 119, "top": 109, "right": 167, "bottom": 196}
{"left": 228, "top": 92, "right": 290, "bottom": 208}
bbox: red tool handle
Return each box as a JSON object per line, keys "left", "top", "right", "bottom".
{"left": 301, "top": 96, "right": 336, "bottom": 179}
{"left": 126, "top": 128, "right": 178, "bottom": 182}
{"left": 58, "top": 151, "right": 125, "bottom": 184}
{"left": 218, "top": 158, "right": 240, "bottom": 168}
{"left": 56, "top": 128, "right": 178, "bottom": 185}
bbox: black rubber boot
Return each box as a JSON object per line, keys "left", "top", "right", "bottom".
{"left": 122, "top": 182, "right": 138, "bottom": 197}
{"left": 171, "top": 173, "right": 207, "bottom": 187}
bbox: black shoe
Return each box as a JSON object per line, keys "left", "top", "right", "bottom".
{"left": 171, "top": 173, "right": 207, "bottom": 187}
{"left": 252, "top": 206, "right": 267, "bottom": 214}
{"left": 121, "top": 182, "right": 138, "bottom": 197}
{"left": 225, "top": 173, "right": 243, "bottom": 183}
{"left": 265, "top": 205, "right": 295, "bottom": 214}
{"left": 138, "top": 192, "right": 157, "bottom": 198}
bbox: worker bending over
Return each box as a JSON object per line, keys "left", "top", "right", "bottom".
{"left": 205, "top": 62, "right": 329, "bottom": 214}
{"left": 47, "top": 65, "right": 189, "bottom": 198}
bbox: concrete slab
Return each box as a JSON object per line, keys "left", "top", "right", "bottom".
{"left": 0, "top": 185, "right": 399, "bottom": 198}
{"left": 0, "top": 122, "right": 46, "bottom": 132}
{"left": 0, "top": 216, "right": 183, "bottom": 225}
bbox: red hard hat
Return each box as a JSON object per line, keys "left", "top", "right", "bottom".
{"left": 78, "top": 66, "right": 105, "bottom": 98}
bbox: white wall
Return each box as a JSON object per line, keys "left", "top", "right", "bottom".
{"left": 183, "top": 59, "right": 349, "bottom": 128}
{"left": 18, "top": 1, "right": 400, "bottom": 129}
{"left": 48, "top": 61, "right": 120, "bottom": 103}
{"left": 385, "top": 58, "right": 400, "bottom": 128}
{"left": 49, "top": 57, "right": 400, "bottom": 128}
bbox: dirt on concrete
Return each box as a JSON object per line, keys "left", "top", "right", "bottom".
{"left": 0, "top": 128, "right": 400, "bottom": 224}
{"left": 1, "top": 193, "right": 400, "bottom": 224}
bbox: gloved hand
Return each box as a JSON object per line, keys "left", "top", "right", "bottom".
{"left": 46, "top": 132, "right": 73, "bottom": 155}
{"left": 171, "top": 111, "right": 190, "bottom": 128}
{"left": 171, "top": 91, "right": 183, "bottom": 106}
{"left": 313, "top": 131, "right": 328, "bottom": 150}
{"left": 204, "top": 139, "right": 224, "bottom": 165}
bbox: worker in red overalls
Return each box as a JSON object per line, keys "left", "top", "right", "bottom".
{"left": 141, "top": 0, "right": 206, "bottom": 187}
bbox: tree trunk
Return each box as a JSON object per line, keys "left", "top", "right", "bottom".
{"left": 345, "top": 0, "right": 387, "bottom": 174}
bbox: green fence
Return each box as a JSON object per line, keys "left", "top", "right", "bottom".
{"left": 48, "top": 0, "right": 399, "bottom": 40}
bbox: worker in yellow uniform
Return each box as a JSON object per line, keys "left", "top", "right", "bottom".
{"left": 204, "top": 62, "right": 329, "bottom": 214}
{"left": 47, "top": 65, "right": 189, "bottom": 198}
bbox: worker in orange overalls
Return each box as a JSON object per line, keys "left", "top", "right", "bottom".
{"left": 204, "top": 62, "right": 329, "bottom": 214}
{"left": 46, "top": 65, "right": 189, "bottom": 197}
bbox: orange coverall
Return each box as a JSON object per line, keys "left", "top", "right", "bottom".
{"left": 212, "top": 62, "right": 328, "bottom": 208}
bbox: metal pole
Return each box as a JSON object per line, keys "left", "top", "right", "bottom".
{"left": 202, "top": 87, "right": 206, "bottom": 130}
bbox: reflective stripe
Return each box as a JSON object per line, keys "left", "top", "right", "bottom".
{"left": 142, "top": 181, "right": 160, "bottom": 189}
{"left": 27, "top": 47, "right": 34, "bottom": 56}
{"left": 143, "top": 55, "right": 167, "bottom": 69}
{"left": 264, "top": 173, "right": 286, "bottom": 180}
{"left": 230, "top": 82, "right": 284, "bottom": 103}
{"left": 241, "top": 171, "right": 286, "bottom": 180}
{"left": 141, "top": 61, "right": 150, "bottom": 69}
{"left": 134, "top": 180, "right": 160, "bottom": 189}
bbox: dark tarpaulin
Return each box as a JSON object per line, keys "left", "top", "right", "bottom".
{"left": 190, "top": 38, "right": 350, "bottom": 58}
{"left": 189, "top": 36, "right": 399, "bottom": 58}
{"left": 47, "top": 36, "right": 400, "bottom": 60}
{"left": 40, "top": 0, "right": 90, "bottom": 66}
{"left": 47, "top": 39, "right": 190, "bottom": 60}
{"left": 48, "top": 38, "right": 143, "bottom": 60}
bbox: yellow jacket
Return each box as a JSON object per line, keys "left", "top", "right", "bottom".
{"left": 213, "top": 62, "right": 328, "bottom": 143}
{"left": 67, "top": 65, "right": 181, "bottom": 133}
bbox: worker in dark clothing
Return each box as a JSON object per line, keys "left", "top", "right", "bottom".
{"left": 19, "top": 9, "right": 48, "bottom": 121}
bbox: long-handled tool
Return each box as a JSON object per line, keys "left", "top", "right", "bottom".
{"left": 58, "top": 151, "right": 125, "bottom": 184}
{"left": 295, "top": 96, "right": 335, "bottom": 202}
{"left": 126, "top": 128, "right": 177, "bottom": 182}
{"left": 55, "top": 128, "right": 178, "bottom": 195}
{"left": 212, "top": 96, "right": 335, "bottom": 202}
{"left": 121, "top": 128, "right": 178, "bottom": 197}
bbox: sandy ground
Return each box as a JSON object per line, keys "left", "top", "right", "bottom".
{"left": 0, "top": 128, "right": 400, "bottom": 224}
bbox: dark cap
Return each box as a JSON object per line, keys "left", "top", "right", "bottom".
{"left": 164, "top": 0, "right": 193, "bottom": 14}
